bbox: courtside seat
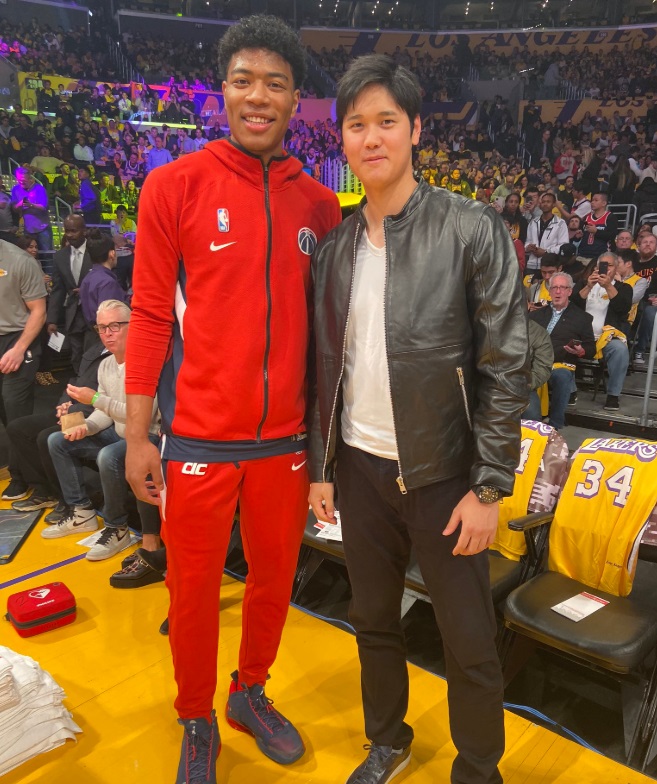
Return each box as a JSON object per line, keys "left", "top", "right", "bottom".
{"left": 502, "top": 437, "right": 657, "bottom": 767}
{"left": 504, "top": 568, "right": 657, "bottom": 674}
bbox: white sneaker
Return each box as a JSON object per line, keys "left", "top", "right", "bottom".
{"left": 41, "top": 505, "right": 98, "bottom": 539}
{"left": 634, "top": 353, "right": 645, "bottom": 365}
{"left": 86, "top": 526, "right": 131, "bottom": 561}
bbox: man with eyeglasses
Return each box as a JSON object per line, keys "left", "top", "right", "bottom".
{"left": 529, "top": 272, "right": 596, "bottom": 429}
{"left": 44, "top": 299, "right": 160, "bottom": 561}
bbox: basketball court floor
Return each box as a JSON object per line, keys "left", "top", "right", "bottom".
{"left": 0, "top": 479, "right": 654, "bottom": 784}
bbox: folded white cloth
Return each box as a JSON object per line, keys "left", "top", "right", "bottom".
{"left": 0, "top": 647, "right": 82, "bottom": 776}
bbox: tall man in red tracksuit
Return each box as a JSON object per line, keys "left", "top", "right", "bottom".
{"left": 124, "top": 16, "right": 341, "bottom": 783}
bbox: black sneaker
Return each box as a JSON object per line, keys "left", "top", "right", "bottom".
{"left": 160, "top": 617, "right": 169, "bottom": 635}
{"left": 110, "top": 552, "right": 166, "bottom": 589}
{"left": 44, "top": 500, "right": 69, "bottom": 525}
{"left": 568, "top": 392, "right": 578, "bottom": 407}
{"left": 604, "top": 395, "right": 620, "bottom": 411}
{"left": 346, "top": 744, "right": 411, "bottom": 784}
{"left": 175, "top": 710, "right": 220, "bottom": 784}
{"left": 12, "top": 493, "right": 58, "bottom": 511}
{"left": 226, "top": 671, "right": 305, "bottom": 764}
{"left": 2, "top": 479, "right": 30, "bottom": 501}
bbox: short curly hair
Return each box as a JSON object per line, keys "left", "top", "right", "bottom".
{"left": 218, "top": 15, "right": 306, "bottom": 90}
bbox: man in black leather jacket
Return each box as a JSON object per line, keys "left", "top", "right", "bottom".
{"left": 308, "top": 56, "right": 530, "bottom": 784}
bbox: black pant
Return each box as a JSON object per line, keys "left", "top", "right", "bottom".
{"left": 0, "top": 333, "right": 41, "bottom": 429}
{"left": 6, "top": 415, "right": 60, "bottom": 495}
{"left": 337, "top": 443, "right": 504, "bottom": 784}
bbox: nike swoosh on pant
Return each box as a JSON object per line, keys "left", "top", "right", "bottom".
{"left": 291, "top": 461, "right": 307, "bottom": 471}
{"left": 210, "top": 241, "right": 237, "bottom": 252}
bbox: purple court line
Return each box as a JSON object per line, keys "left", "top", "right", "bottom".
{"left": 0, "top": 554, "right": 87, "bottom": 591}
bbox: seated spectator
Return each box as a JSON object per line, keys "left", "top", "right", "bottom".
{"left": 524, "top": 252, "right": 562, "bottom": 309}
{"left": 522, "top": 319, "right": 555, "bottom": 423}
{"left": 79, "top": 230, "right": 127, "bottom": 327}
{"left": 525, "top": 192, "right": 569, "bottom": 273}
{"left": 529, "top": 272, "right": 596, "bottom": 429}
{"left": 44, "top": 299, "right": 161, "bottom": 562}
{"left": 73, "top": 133, "right": 94, "bottom": 163}
{"left": 557, "top": 242, "right": 586, "bottom": 282}
{"left": 30, "top": 144, "right": 64, "bottom": 176}
{"left": 124, "top": 152, "right": 144, "bottom": 186}
{"left": 501, "top": 192, "right": 527, "bottom": 243}
{"left": 7, "top": 340, "right": 108, "bottom": 518}
{"left": 633, "top": 232, "right": 657, "bottom": 279}
{"left": 98, "top": 173, "right": 121, "bottom": 212}
{"left": 94, "top": 135, "right": 115, "bottom": 170}
{"left": 53, "top": 164, "right": 79, "bottom": 206}
{"left": 634, "top": 273, "right": 657, "bottom": 364}
{"left": 614, "top": 229, "right": 635, "bottom": 251}
{"left": 556, "top": 180, "right": 591, "bottom": 222}
{"left": 520, "top": 186, "right": 541, "bottom": 222}
{"left": 578, "top": 192, "right": 618, "bottom": 262}
{"left": 10, "top": 166, "right": 53, "bottom": 252}
{"left": 503, "top": 217, "right": 525, "bottom": 272}
{"left": 491, "top": 172, "right": 516, "bottom": 202}
{"left": 615, "top": 248, "right": 647, "bottom": 334}
{"left": 110, "top": 206, "right": 136, "bottom": 291}
{"left": 572, "top": 252, "right": 632, "bottom": 410}
{"left": 122, "top": 179, "right": 139, "bottom": 215}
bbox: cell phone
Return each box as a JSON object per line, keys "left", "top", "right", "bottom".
{"left": 598, "top": 261, "right": 608, "bottom": 275}
{"left": 567, "top": 339, "right": 582, "bottom": 348}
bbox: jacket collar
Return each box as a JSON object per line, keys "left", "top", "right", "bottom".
{"left": 202, "top": 138, "right": 303, "bottom": 191}
{"left": 356, "top": 178, "right": 430, "bottom": 226}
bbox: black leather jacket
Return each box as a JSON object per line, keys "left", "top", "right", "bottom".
{"left": 309, "top": 179, "right": 530, "bottom": 495}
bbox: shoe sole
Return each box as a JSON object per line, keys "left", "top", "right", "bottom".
{"left": 109, "top": 570, "right": 165, "bottom": 589}
{"left": 225, "top": 709, "right": 305, "bottom": 765}
{"left": 86, "top": 547, "right": 127, "bottom": 562}
{"left": 385, "top": 752, "right": 411, "bottom": 783}
{"left": 2, "top": 491, "right": 29, "bottom": 501}
{"left": 41, "top": 521, "right": 98, "bottom": 539}
{"left": 12, "top": 500, "right": 57, "bottom": 511}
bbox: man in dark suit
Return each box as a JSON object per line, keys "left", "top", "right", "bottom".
{"left": 46, "top": 214, "right": 94, "bottom": 373}
{"left": 529, "top": 272, "right": 596, "bottom": 429}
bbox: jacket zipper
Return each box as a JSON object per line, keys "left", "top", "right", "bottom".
{"left": 322, "top": 221, "right": 360, "bottom": 480}
{"left": 256, "top": 163, "right": 273, "bottom": 442}
{"left": 382, "top": 220, "right": 407, "bottom": 494}
{"left": 456, "top": 366, "right": 473, "bottom": 430}
{"left": 7, "top": 605, "right": 76, "bottom": 629}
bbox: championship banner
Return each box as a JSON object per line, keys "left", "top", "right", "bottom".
{"left": 301, "top": 24, "right": 657, "bottom": 58}
{"left": 518, "top": 98, "right": 655, "bottom": 126}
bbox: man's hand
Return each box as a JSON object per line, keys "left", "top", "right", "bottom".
{"left": 564, "top": 343, "right": 586, "bottom": 357}
{"left": 126, "top": 438, "right": 164, "bottom": 505}
{"left": 47, "top": 323, "right": 59, "bottom": 336}
{"left": 584, "top": 222, "right": 597, "bottom": 233}
{"left": 0, "top": 345, "right": 25, "bottom": 374}
{"left": 587, "top": 270, "right": 601, "bottom": 288}
{"left": 67, "top": 384, "right": 96, "bottom": 405}
{"left": 64, "top": 424, "right": 88, "bottom": 441}
{"left": 309, "top": 482, "right": 336, "bottom": 523}
{"left": 442, "top": 490, "right": 499, "bottom": 556}
{"left": 56, "top": 401, "right": 72, "bottom": 422}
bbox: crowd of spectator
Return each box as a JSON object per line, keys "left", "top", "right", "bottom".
{"left": 0, "top": 21, "right": 118, "bottom": 83}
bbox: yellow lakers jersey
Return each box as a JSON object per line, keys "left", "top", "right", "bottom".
{"left": 549, "top": 438, "right": 657, "bottom": 596}
{"left": 491, "top": 422, "right": 552, "bottom": 561}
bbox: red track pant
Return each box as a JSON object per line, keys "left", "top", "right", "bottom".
{"left": 161, "top": 450, "right": 309, "bottom": 720}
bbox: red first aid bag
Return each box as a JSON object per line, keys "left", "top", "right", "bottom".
{"left": 5, "top": 582, "right": 76, "bottom": 638}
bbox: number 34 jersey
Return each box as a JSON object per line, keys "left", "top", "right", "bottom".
{"left": 549, "top": 437, "right": 657, "bottom": 597}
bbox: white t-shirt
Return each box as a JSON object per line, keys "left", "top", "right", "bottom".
{"left": 585, "top": 283, "right": 610, "bottom": 338}
{"left": 341, "top": 229, "right": 398, "bottom": 461}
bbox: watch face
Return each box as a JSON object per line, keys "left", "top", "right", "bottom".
{"left": 477, "top": 486, "right": 500, "bottom": 504}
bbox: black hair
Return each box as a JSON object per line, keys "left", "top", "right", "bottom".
{"left": 86, "top": 229, "right": 115, "bottom": 264}
{"left": 336, "top": 54, "right": 421, "bottom": 130}
{"left": 591, "top": 190, "right": 608, "bottom": 202}
{"left": 218, "top": 14, "right": 306, "bottom": 90}
{"left": 116, "top": 204, "right": 128, "bottom": 213}
{"left": 541, "top": 252, "right": 561, "bottom": 268}
{"left": 618, "top": 248, "right": 639, "bottom": 265}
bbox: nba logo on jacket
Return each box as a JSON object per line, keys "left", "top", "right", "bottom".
{"left": 217, "top": 209, "right": 230, "bottom": 233}
{"left": 298, "top": 227, "right": 317, "bottom": 255}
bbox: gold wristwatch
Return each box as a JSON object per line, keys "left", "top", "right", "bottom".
{"left": 473, "top": 485, "right": 502, "bottom": 504}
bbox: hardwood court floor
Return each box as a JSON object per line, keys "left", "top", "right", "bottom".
{"left": 0, "top": 483, "right": 653, "bottom": 784}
